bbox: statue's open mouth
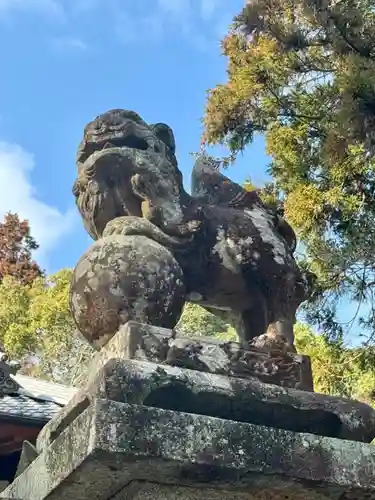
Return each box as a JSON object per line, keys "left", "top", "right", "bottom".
{"left": 73, "top": 132, "right": 151, "bottom": 238}
{"left": 77, "top": 128, "right": 152, "bottom": 166}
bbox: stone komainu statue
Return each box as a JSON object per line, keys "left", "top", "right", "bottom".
{"left": 70, "top": 109, "right": 311, "bottom": 352}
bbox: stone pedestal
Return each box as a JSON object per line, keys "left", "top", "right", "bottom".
{"left": 3, "top": 322, "right": 375, "bottom": 500}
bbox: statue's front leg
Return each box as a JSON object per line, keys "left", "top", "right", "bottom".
{"left": 240, "top": 298, "right": 297, "bottom": 353}
{"left": 69, "top": 233, "right": 186, "bottom": 350}
{"left": 239, "top": 301, "right": 268, "bottom": 345}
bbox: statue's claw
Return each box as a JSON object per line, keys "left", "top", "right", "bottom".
{"left": 249, "top": 333, "right": 297, "bottom": 354}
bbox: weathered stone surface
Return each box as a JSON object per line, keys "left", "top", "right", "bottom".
{"left": 14, "top": 441, "right": 38, "bottom": 478}
{"left": 4, "top": 399, "right": 375, "bottom": 500}
{"left": 69, "top": 235, "right": 186, "bottom": 349}
{"left": 0, "top": 351, "right": 20, "bottom": 396}
{"left": 36, "top": 357, "right": 375, "bottom": 451}
{"left": 0, "top": 483, "right": 9, "bottom": 494}
{"left": 36, "top": 388, "right": 90, "bottom": 454}
{"left": 87, "top": 321, "right": 314, "bottom": 391}
{"left": 95, "top": 359, "right": 375, "bottom": 442}
{"left": 112, "top": 481, "right": 326, "bottom": 499}
{"left": 70, "top": 108, "right": 314, "bottom": 354}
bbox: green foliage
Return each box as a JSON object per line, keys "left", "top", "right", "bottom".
{"left": 295, "top": 323, "right": 375, "bottom": 404}
{"left": 177, "top": 302, "right": 231, "bottom": 337}
{"left": 295, "top": 323, "right": 353, "bottom": 397}
{"left": 0, "top": 268, "right": 93, "bottom": 386}
{"left": 203, "top": 0, "right": 375, "bottom": 342}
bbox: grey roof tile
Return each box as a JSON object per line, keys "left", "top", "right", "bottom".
{"left": 0, "top": 374, "right": 78, "bottom": 424}
{"left": 0, "top": 394, "right": 61, "bottom": 424}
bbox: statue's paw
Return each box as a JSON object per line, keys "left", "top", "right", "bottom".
{"left": 102, "top": 217, "right": 125, "bottom": 237}
{"left": 103, "top": 216, "right": 151, "bottom": 237}
{"left": 70, "top": 234, "right": 186, "bottom": 350}
{"left": 185, "top": 219, "right": 202, "bottom": 232}
{"left": 249, "top": 333, "right": 296, "bottom": 354}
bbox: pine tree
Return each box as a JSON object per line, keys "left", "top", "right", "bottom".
{"left": 203, "top": 0, "right": 375, "bottom": 342}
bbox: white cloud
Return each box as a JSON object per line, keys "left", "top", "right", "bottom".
{"left": 66, "top": 0, "right": 99, "bottom": 14}
{"left": 200, "top": 0, "right": 223, "bottom": 21}
{"left": 0, "top": 0, "right": 233, "bottom": 51}
{"left": 157, "top": 0, "right": 190, "bottom": 16}
{"left": 157, "top": 0, "right": 225, "bottom": 21}
{"left": 0, "top": 0, "right": 65, "bottom": 20}
{"left": 50, "top": 36, "right": 88, "bottom": 52}
{"left": 114, "top": 0, "right": 232, "bottom": 49}
{"left": 115, "top": 10, "right": 163, "bottom": 45}
{"left": 0, "top": 141, "right": 77, "bottom": 268}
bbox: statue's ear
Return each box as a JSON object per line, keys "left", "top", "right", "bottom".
{"left": 150, "top": 123, "right": 176, "bottom": 154}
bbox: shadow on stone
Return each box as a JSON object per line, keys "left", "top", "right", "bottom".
{"left": 143, "top": 382, "right": 342, "bottom": 437}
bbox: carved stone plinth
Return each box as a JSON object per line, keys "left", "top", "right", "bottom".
{"left": 88, "top": 321, "right": 314, "bottom": 391}
{"left": 4, "top": 322, "right": 375, "bottom": 500}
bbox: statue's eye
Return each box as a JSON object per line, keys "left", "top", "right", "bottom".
{"left": 93, "top": 120, "right": 104, "bottom": 131}
{"left": 122, "top": 110, "right": 142, "bottom": 123}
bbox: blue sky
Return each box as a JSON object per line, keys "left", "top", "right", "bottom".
{"left": 0, "top": 0, "right": 361, "bottom": 337}
{"left": 0, "top": 0, "right": 270, "bottom": 272}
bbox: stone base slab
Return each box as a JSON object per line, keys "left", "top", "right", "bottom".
{"left": 35, "top": 357, "right": 375, "bottom": 458}
{"left": 4, "top": 399, "right": 375, "bottom": 500}
{"left": 112, "top": 482, "right": 321, "bottom": 500}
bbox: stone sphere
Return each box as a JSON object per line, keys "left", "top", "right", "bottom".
{"left": 70, "top": 234, "right": 186, "bottom": 349}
